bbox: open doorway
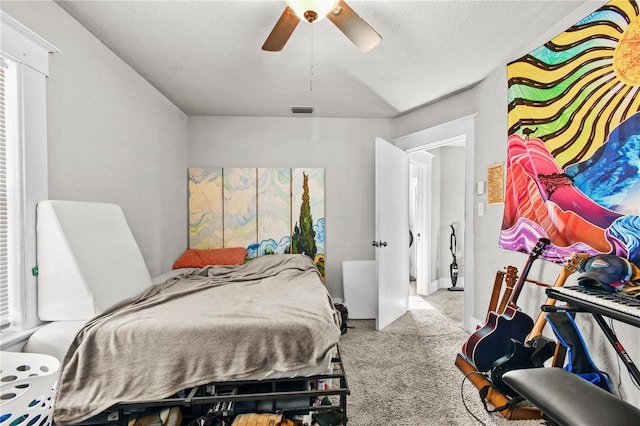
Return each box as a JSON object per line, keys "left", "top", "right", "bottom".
{"left": 409, "top": 143, "right": 466, "bottom": 295}
{"left": 394, "top": 114, "right": 476, "bottom": 332}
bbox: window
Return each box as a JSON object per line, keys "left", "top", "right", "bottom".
{"left": 0, "top": 61, "right": 8, "bottom": 328}
{"left": 1, "top": 12, "right": 56, "bottom": 343}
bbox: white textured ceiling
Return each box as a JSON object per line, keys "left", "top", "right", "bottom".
{"left": 55, "top": 0, "right": 594, "bottom": 118}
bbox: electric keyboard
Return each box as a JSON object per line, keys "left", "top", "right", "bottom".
{"left": 546, "top": 286, "right": 640, "bottom": 327}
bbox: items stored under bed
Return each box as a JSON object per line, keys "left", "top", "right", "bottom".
{"left": 74, "top": 348, "right": 349, "bottom": 425}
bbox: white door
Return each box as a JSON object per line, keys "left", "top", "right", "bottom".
{"left": 375, "top": 137, "right": 409, "bottom": 330}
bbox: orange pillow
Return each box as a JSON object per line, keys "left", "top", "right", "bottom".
{"left": 172, "top": 247, "right": 247, "bottom": 269}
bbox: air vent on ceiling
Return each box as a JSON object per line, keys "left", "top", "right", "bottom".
{"left": 290, "top": 106, "right": 314, "bottom": 115}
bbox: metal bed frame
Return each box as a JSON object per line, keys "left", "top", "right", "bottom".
{"left": 75, "top": 347, "right": 349, "bottom": 425}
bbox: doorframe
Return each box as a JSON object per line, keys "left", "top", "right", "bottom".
{"left": 393, "top": 114, "right": 477, "bottom": 332}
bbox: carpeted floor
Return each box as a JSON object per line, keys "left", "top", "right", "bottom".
{"left": 338, "top": 289, "right": 547, "bottom": 426}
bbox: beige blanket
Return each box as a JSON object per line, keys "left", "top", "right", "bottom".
{"left": 53, "top": 254, "right": 341, "bottom": 425}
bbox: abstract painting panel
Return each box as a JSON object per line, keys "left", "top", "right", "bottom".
{"left": 188, "top": 167, "right": 223, "bottom": 249}
{"left": 257, "top": 168, "right": 291, "bottom": 256}
{"left": 223, "top": 168, "right": 258, "bottom": 249}
{"left": 500, "top": 0, "right": 640, "bottom": 264}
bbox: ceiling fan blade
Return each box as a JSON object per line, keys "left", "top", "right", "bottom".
{"left": 327, "top": 0, "right": 382, "bottom": 52}
{"left": 262, "top": 7, "right": 300, "bottom": 52}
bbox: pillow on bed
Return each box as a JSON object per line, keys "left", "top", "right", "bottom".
{"left": 172, "top": 247, "right": 247, "bottom": 269}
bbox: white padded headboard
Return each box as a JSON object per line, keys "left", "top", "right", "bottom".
{"left": 36, "top": 200, "right": 152, "bottom": 321}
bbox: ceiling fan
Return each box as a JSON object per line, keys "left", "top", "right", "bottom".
{"left": 262, "top": 0, "right": 382, "bottom": 52}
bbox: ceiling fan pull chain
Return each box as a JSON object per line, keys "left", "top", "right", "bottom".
{"left": 309, "top": 23, "right": 314, "bottom": 92}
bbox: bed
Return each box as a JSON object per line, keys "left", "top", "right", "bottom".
{"left": 25, "top": 201, "right": 346, "bottom": 425}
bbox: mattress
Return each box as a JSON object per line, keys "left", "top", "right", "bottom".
{"left": 25, "top": 268, "right": 196, "bottom": 362}
{"left": 26, "top": 320, "right": 335, "bottom": 380}
{"left": 36, "top": 200, "right": 154, "bottom": 321}
{"left": 25, "top": 321, "right": 86, "bottom": 362}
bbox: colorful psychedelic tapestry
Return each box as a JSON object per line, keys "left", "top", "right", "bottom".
{"left": 500, "top": 0, "right": 640, "bottom": 264}
{"left": 189, "top": 167, "right": 325, "bottom": 276}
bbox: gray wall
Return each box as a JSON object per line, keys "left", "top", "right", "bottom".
{"left": 2, "top": 1, "right": 189, "bottom": 276}
{"left": 188, "top": 116, "right": 393, "bottom": 298}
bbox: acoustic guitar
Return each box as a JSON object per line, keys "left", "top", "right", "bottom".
{"left": 461, "top": 266, "right": 518, "bottom": 354}
{"left": 490, "top": 251, "right": 588, "bottom": 396}
{"left": 463, "top": 238, "right": 550, "bottom": 372}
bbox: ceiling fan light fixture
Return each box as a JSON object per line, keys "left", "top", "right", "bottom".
{"left": 285, "top": 0, "right": 340, "bottom": 23}
{"left": 263, "top": 0, "right": 381, "bottom": 52}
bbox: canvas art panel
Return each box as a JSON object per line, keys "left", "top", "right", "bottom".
{"left": 291, "top": 168, "right": 326, "bottom": 276}
{"left": 188, "top": 167, "right": 326, "bottom": 276}
{"left": 188, "top": 167, "right": 223, "bottom": 249}
{"left": 223, "top": 168, "right": 258, "bottom": 249}
{"left": 500, "top": 0, "right": 640, "bottom": 264}
{"left": 257, "top": 167, "right": 291, "bottom": 256}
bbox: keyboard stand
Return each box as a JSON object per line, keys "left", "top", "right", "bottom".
{"left": 591, "top": 312, "right": 640, "bottom": 385}
{"left": 545, "top": 288, "right": 640, "bottom": 386}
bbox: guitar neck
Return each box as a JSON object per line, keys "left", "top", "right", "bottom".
{"left": 508, "top": 257, "right": 538, "bottom": 308}
{"left": 496, "top": 266, "right": 517, "bottom": 314}
{"left": 527, "top": 253, "right": 587, "bottom": 341}
{"left": 497, "top": 287, "right": 513, "bottom": 314}
{"left": 508, "top": 238, "right": 550, "bottom": 308}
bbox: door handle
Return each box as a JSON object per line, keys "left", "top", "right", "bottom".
{"left": 372, "top": 240, "right": 387, "bottom": 247}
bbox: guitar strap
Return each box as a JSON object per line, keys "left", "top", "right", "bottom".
{"left": 545, "top": 312, "right": 611, "bottom": 392}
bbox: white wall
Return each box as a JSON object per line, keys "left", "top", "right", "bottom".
{"left": 436, "top": 146, "right": 465, "bottom": 286}
{"left": 429, "top": 149, "right": 442, "bottom": 283}
{"left": 188, "top": 116, "right": 393, "bottom": 298}
{"left": 1, "top": 1, "right": 189, "bottom": 276}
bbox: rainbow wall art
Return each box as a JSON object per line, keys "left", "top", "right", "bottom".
{"left": 500, "top": 0, "right": 640, "bottom": 264}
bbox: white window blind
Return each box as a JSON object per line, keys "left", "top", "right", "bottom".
{"left": 0, "top": 62, "right": 9, "bottom": 329}
{"left": 1, "top": 12, "right": 56, "bottom": 336}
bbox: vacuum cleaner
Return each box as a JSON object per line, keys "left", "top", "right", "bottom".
{"left": 448, "top": 224, "right": 463, "bottom": 291}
